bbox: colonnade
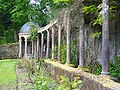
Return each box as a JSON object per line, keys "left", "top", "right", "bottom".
{"left": 19, "top": 19, "right": 109, "bottom": 75}
{"left": 19, "top": 36, "right": 30, "bottom": 57}
{"left": 37, "top": 20, "right": 61, "bottom": 60}
{"left": 37, "top": 19, "right": 71, "bottom": 65}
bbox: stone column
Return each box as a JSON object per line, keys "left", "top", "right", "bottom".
{"left": 79, "top": 25, "right": 84, "bottom": 67}
{"left": 46, "top": 30, "right": 50, "bottom": 58}
{"left": 58, "top": 25, "right": 61, "bottom": 60}
{"left": 19, "top": 37, "right": 22, "bottom": 57}
{"left": 33, "top": 40, "right": 37, "bottom": 58}
{"left": 24, "top": 37, "right": 28, "bottom": 57}
{"left": 52, "top": 27, "right": 55, "bottom": 59}
{"left": 37, "top": 35, "right": 39, "bottom": 59}
{"left": 41, "top": 33, "right": 44, "bottom": 58}
{"left": 32, "top": 41, "right": 34, "bottom": 56}
{"left": 66, "top": 10, "right": 71, "bottom": 64}
{"left": 101, "top": 0, "right": 109, "bottom": 75}
{"left": 78, "top": 9, "right": 84, "bottom": 67}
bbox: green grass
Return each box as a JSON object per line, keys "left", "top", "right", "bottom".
{"left": 0, "top": 59, "right": 18, "bottom": 85}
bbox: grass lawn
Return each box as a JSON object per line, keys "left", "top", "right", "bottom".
{"left": 0, "top": 59, "right": 18, "bottom": 86}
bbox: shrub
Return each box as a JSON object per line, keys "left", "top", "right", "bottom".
{"left": 109, "top": 57, "right": 120, "bottom": 82}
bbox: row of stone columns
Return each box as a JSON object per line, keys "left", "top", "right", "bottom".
{"left": 37, "top": 30, "right": 50, "bottom": 59}
{"left": 37, "top": 25, "right": 61, "bottom": 60}
{"left": 19, "top": 36, "right": 29, "bottom": 58}
{"left": 36, "top": 22, "right": 71, "bottom": 65}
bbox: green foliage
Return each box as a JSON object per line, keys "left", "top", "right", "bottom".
{"left": 0, "top": 0, "right": 17, "bottom": 44}
{"left": 60, "top": 44, "right": 67, "bottom": 64}
{"left": 20, "top": 57, "right": 83, "bottom": 90}
{"left": 59, "top": 40, "right": 78, "bottom": 66}
{"left": 0, "top": 0, "right": 71, "bottom": 44}
{"left": 91, "top": 32, "right": 101, "bottom": 39}
{"left": 85, "top": 62, "right": 102, "bottom": 75}
{"left": 0, "top": 27, "right": 15, "bottom": 44}
{"left": 11, "top": 0, "right": 29, "bottom": 24}
{"left": 93, "top": 14, "right": 102, "bottom": 25}
{"left": 34, "top": 68, "right": 57, "bottom": 90}
{"left": 86, "top": 57, "right": 120, "bottom": 82}
{"left": 82, "top": 5, "right": 102, "bottom": 25}
{"left": 82, "top": 5, "right": 98, "bottom": 14}
{"left": 109, "top": 57, "right": 120, "bottom": 82}
{"left": 57, "top": 75, "right": 82, "bottom": 90}
{"left": 54, "top": 0, "right": 71, "bottom": 3}
{"left": 28, "top": 25, "right": 38, "bottom": 41}
{"left": 34, "top": 70, "right": 82, "bottom": 90}
{"left": 11, "top": 0, "right": 67, "bottom": 27}
{"left": 29, "top": 0, "right": 55, "bottom": 26}
{"left": 70, "top": 40, "right": 78, "bottom": 66}
{"left": 83, "top": 3, "right": 117, "bottom": 26}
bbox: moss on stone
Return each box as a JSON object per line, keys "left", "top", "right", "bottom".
{"left": 45, "top": 59, "right": 120, "bottom": 90}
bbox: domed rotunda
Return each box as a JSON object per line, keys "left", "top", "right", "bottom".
{"left": 18, "top": 22, "right": 39, "bottom": 58}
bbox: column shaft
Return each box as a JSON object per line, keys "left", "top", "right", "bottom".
{"left": 101, "top": 0, "right": 109, "bottom": 75}
{"left": 79, "top": 14, "right": 84, "bottom": 67}
{"left": 19, "top": 38, "right": 22, "bottom": 57}
{"left": 32, "top": 41, "right": 34, "bottom": 56}
{"left": 52, "top": 27, "right": 55, "bottom": 59}
{"left": 25, "top": 37, "right": 28, "bottom": 57}
{"left": 46, "top": 30, "right": 50, "bottom": 58}
{"left": 37, "top": 35, "right": 40, "bottom": 59}
{"left": 41, "top": 33, "right": 44, "bottom": 58}
{"left": 58, "top": 25, "right": 61, "bottom": 60}
{"left": 66, "top": 10, "right": 70, "bottom": 64}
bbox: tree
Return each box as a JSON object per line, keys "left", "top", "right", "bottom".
{"left": 0, "top": 0, "right": 16, "bottom": 43}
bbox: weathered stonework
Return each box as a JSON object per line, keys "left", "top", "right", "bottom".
{"left": 45, "top": 60, "right": 120, "bottom": 90}
{"left": 0, "top": 43, "right": 19, "bottom": 59}
{"left": 58, "top": 0, "right": 120, "bottom": 65}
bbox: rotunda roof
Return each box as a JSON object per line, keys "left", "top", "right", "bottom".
{"left": 20, "top": 22, "right": 39, "bottom": 33}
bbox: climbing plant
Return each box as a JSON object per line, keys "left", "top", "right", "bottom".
{"left": 82, "top": 1, "right": 118, "bottom": 26}
{"left": 28, "top": 25, "right": 39, "bottom": 41}
{"left": 54, "top": 0, "right": 71, "bottom": 3}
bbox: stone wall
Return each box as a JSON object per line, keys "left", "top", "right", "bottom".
{"left": 58, "top": 0, "right": 120, "bottom": 65}
{"left": 45, "top": 60, "right": 120, "bottom": 90}
{"left": 0, "top": 43, "right": 19, "bottom": 59}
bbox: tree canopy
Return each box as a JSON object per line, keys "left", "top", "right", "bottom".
{"left": 0, "top": 0, "right": 62, "bottom": 44}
